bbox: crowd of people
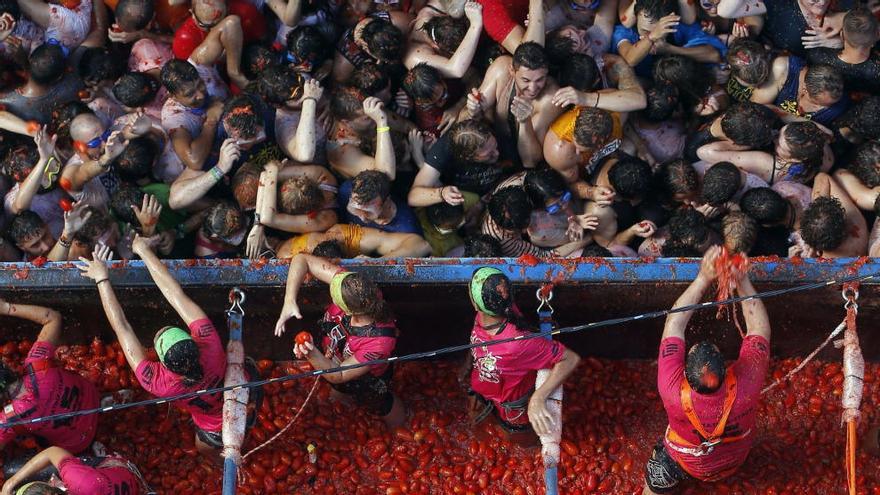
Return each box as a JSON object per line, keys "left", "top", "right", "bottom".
{"left": 0, "top": 0, "right": 876, "bottom": 262}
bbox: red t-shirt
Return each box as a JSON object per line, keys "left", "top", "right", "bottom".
{"left": 59, "top": 456, "right": 142, "bottom": 495}
{"left": 172, "top": 0, "right": 266, "bottom": 60}
{"left": 135, "top": 319, "right": 226, "bottom": 433}
{"left": 469, "top": 313, "right": 565, "bottom": 424}
{"left": 658, "top": 335, "right": 770, "bottom": 480}
{"left": 478, "top": 0, "right": 528, "bottom": 43}
{"left": 321, "top": 304, "right": 397, "bottom": 376}
{"left": 0, "top": 342, "right": 99, "bottom": 453}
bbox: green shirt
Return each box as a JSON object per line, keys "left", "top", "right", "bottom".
{"left": 416, "top": 192, "right": 479, "bottom": 256}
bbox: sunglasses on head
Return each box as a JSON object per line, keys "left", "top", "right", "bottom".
{"left": 569, "top": 0, "right": 600, "bottom": 11}
{"left": 73, "top": 128, "right": 112, "bottom": 154}
{"left": 546, "top": 191, "right": 572, "bottom": 214}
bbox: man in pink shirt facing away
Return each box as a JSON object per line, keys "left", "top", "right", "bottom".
{"left": 643, "top": 246, "right": 771, "bottom": 494}
{"left": 0, "top": 300, "right": 99, "bottom": 455}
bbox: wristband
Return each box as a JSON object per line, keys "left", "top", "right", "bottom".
{"left": 376, "top": 126, "right": 390, "bottom": 133}
{"left": 95, "top": 278, "right": 109, "bottom": 286}
{"left": 210, "top": 166, "right": 225, "bottom": 181}
{"left": 254, "top": 213, "right": 262, "bottom": 226}
{"left": 58, "top": 235, "right": 71, "bottom": 248}
{"left": 302, "top": 97, "right": 317, "bottom": 104}
{"left": 595, "top": 93, "right": 600, "bottom": 108}
{"left": 439, "top": 186, "right": 447, "bottom": 200}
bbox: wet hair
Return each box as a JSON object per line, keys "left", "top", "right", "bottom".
{"left": 162, "top": 335, "right": 204, "bottom": 385}
{"left": 523, "top": 169, "right": 567, "bottom": 207}
{"left": 653, "top": 55, "right": 711, "bottom": 113}
{"left": 582, "top": 244, "right": 613, "bottom": 257}
{"left": 312, "top": 240, "right": 345, "bottom": 258}
{"left": 113, "top": 72, "right": 160, "bottom": 108}
{"left": 701, "top": 162, "right": 742, "bottom": 206}
{"left": 279, "top": 176, "right": 324, "bottom": 214}
{"left": 662, "top": 239, "right": 703, "bottom": 257}
{"left": 512, "top": 42, "right": 549, "bottom": 71}
{"left": 160, "top": 59, "right": 201, "bottom": 95}
{"left": 338, "top": 272, "right": 393, "bottom": 321}
{"left": 14, "top": 482, "right": 62, "bottom": 495}
{"left": 782, "top": 122, "right": 828, "bottom": 179}
{"left": 843, "top": 8, "right": 879, "bottom": 49}
{"left": 739, "top": 187, "right": 788, "bottom": 225}
{"left": 222, "top": 95, "right": 262, "bottom": 140}
{"left": 847, "top": 96, "right": 880, "bottom": 141}
{"left": 849, "top": 140, "right": 880, "bottom": 188}
{"left": 422, "top": 15, "right": 468, "bottom": 56}
{"left": 362, "top": 18, "right": 403, "bottom": 62}
{"left": 48, "top": 101, "right": 92, "bottom": 158}
{"left": 635, "top": 0, "right": 677, "bottom": 21}
{"left": 726, "top": 39, "right": 771, "bottom": 86}
{"left": 232, "top": 162, "right": 262, "bottom": 211}
{"left": 330, "top": 86, "right": 367, "bottom": 120}
{"left": 464, "top": 234, "right": 502, "bottom": 257}
{"left": 73, "top": 207, "right": 113, "bottom": 245}
{"left": 668, "top": 208, "right": 709, "bottom": 247}
{"left": 242, "top": 44, "right": 280, "bottom": 81}
{"left": 351, "top": 170, "right": 391, "bottom": 204}
{"left": 403, "top": 63, "right": 444, "bottom": 102}
{"left": 558, "top": 54, "right": 600, "bottom": 92}
{"left": 545, "top": 28, "right": 576, "bottom": 67}
{"left": 203, "top": 202, "right": 246, "bottom": 242}
{"left": 426, "top": 201, "right": 464, "bottom": 228}
{"left": 0, "top": 0, "right": 20, "bottom": 23}
{"left": 488, "top": 186, "right": 531, "bottom": 230}
{"left": 257, "top": 65, "right": 303, "bottom": 107}
{"left": 29, "top": 43, "right": 68, "bottom": 85}
{"left": 449, "top": 119, "right": 496, "bottom": 163}
{"left": 722, "top": 211, "right": 757, "bottom": 254}
{"left": 643, "top": 83, "right": 679, "bottom": 122}
{"left": 801, "top": 196, "right": 846, "bottom": 251}
{"left": 685, "top": 341, "right": 726, "bottom": 394}
{"left": 804, "top": 64, "right": 843, "bottom": 102}
{"left": 572, "top": 107, "right": 614, "bottom": 148}
{"left": 3, "top": 142, "right": 38, "bottom": 182}
{"left": 286, "top": 26, "right": 331, "bottom": 68}
{"left": 8, "top": 211, "right": 47, "bottom": 246}
{"left": 656, "top": 159, "right": 699, "bottom": 204}
{"left": 608, "top": 157, "right": 653, "bottom": 200}
{"left": 350, "top": 63, "right": 389, "bottom": 96}
{"left": 721, "top": 103, "right": 776, "bottom": 149}
{"left": 751, "top": 225, "right": 792, "bottom": 257}
{"left": 115, "top": 0, "right": 154, "bottom": 30}
{"left": 112, "top": 136, "right": 158, "bottom": 182}
{"left": 78, "top": 47, "right": 125, "bottom": 86}
{"left": 109, "top": 184, "right": 145, "bottom": 225}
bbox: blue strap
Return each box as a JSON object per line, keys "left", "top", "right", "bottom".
{"left": 227, "top": 310, "right": 243, "bottom": 342}
{"left": 545, "top": 465, "right": 559, "bottom": 495}
{"left": 538, "top": 309, "right": 554, "bottom": 340}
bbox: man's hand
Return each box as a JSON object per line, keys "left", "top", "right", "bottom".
{"left": 125, "top": 111, "right": 152, "bottom": 138}
{"left": 131, "top": 233, "right": 154, "bottom": 257}
{"left": 698, "top": 245, "right": 722, "bottom": 281}
{"left": 275, "top": 302, "right": 303, "bottom": 336}
{"left": 34, "top": 127, "right": 56, "bottom": 161}
{"left": 802, "top": 28, "right": 843, "bottom": 49}
{"left": 108, "top": 24, "right": 142, "bottom": 43}
{"left": 393, "top": 89, "right": 411, "bottom": 117}
{"left": 551, "top": 87, "right": 588, "bottom": 108}
{"left": 217, "top": 139, "right": 242, "bottom": 173}
{"left": 464, "top": 1, "right": 483, "bottom": 24}
{"left": 77, "top": 243, "right": 114, "bottom": 282}
{"left": 510, "top": 96, "right": 533, "bottom": 124}
{"left": 527, "top": 393, "right": 555, "bottom": 437}
{"left": 466, "top": 89, "right": 486, "bottom": 117}
{"left": 155, "top": 230, "right": 175, "bottom": 255}
{"left": 588, "top": 185, "right": 615, "bottom": 206}
{"left": 246, "top": 224, "right": 267, "bottom": 260}
{"left": 566, "top": 214, "right": 599, "bottom": 241}
{"left": 301, "top": 78, "right": 323, "bottom": 102}
{"left": 100, "top": 131, "right": 127, "bottom": 165}
{"left": 63, "top": 202, "right": 92, "bottom": 237}
{"left": 438, "top": 108, "right": 459, "bottom": 135}
{"left": 441, "top": 185, "right": 465, "bottom": 205}
{"left": 730, "top": 20, "right": 749, "bottom": 41}
{"left": 206, "top": 100, "right": 224, "bottom": 122}
{"left": 630, "top": 220, "right": 656, "bottom": 238}
{"left": 363, "top": 97, "right": 388, "bottom": 125}
{"left": 649, "top": 14, "right": 679, "bottom": 42}
{"left": 293, "top": 340, "right": 317, "bottom": 359}
{"left": 132, "top": 194, "right": 162, "bottom": 236}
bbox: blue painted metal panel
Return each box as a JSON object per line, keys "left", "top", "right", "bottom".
{"left": 0, "top": 257, "right": 875, "bottom": 289}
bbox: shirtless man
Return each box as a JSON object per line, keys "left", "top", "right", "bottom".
{"left": 796, "top": 172, "right": 867, "bottom": 258}
{"left": 465, "top": 42, "right": 562, "bottom": 168}
{"left": 275, "top": 223, "right": 432, "bottom": 258}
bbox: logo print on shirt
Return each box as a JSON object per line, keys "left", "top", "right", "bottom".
{"left": 475, "top": 352, "right": 501, "bottom": 384}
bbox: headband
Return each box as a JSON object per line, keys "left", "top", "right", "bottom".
{"left": 16, "top": 482, "right": 42, "bottom": 495}
{"left": 155, "top": 327, "right": 192, "bottom": 365}
{"left": 330, "top": 272, "right": 355, "bottom": 314}
{"left": 470, "top": 267, "right": 503, "bottom": 316}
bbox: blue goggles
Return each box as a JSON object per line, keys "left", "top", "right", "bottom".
{"left": 546, "top": 191, "right": 572, "bottom": 214}
{"left": 569, "top": 0, "right": 601, "bottom": 11}
{"left": 84, "top": 128, "right": 112, "bottom": 149}
{"left": 45, "top": 38, "right": 69, "bottom": 57}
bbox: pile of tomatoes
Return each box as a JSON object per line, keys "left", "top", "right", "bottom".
{"left": 0, "top": 339, "right": 878, "bottom": 494}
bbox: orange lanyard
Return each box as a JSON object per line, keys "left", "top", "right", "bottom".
{"left": 680, "top": 369, "right": 737, "bottom": 443}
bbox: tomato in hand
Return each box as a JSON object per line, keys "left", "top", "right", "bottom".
{"left": 295, "top": 332, "right": 313, "bottom": 345}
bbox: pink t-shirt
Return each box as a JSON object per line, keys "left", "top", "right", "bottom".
{"left": 59, "top": 456, "right": 142, "bottom": 495}
{"left": 135, "top": 319, "right": 226, "bottom": 433}
{"left": 658, "top": 335, "right": 770, "bottom": 480}
{"left": 320, "top": 304, "right": 396, "bottom": 376}
{"left": 0, "top": 342, "right": 99, "bottom": 453}
{"left": 470, "top": 313, "right": 565, "bottom": 423}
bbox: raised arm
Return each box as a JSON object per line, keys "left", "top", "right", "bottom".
{"left": 78, "top": 245, "right": 146, "bottom": 370}
{"left": 170, "top": 102, "right": 223, "bottom": 171}
{"left": 46, "top": 202, "right": 93, "bottom": 262}
{"left": 0, "top": 446, "right": 73, "bottom": 495}
{"left": 258, "top": 162, "right": 338, "bottom": 233}
{"left": 0, "top": 300, "right": 61, "bottom": 345}
{"left": 16, "top": 0, "right": 51, "bottom": 28}
{"left": 528, "top": 347, "right": 580, "bottom": 436}
{"left": 716, "top": 0, "right": 765, "bottom": 19}
{"left": 405, "top": 2, "right": 483, "bottom": 78}
{"left": 550, "top": 56, "right": 647, "bottom": 113}
{"left": 285, "top": 80, "right": 322, "bottom": 163}
{"left": 833, "top": 169, "right": 879, "bottom": 212}
{"left": 266, "top": 0, "right": 303, "bottom": 26}
{"left": 735, "top": 270, "right": 770, "bottom": 341}
{"left": 696, "top": 141, "right": 775, "bottom": 183}
{"left": 364, "top": 98, "right": 396, "bottom": 180}
{"left": 169, "top": 139, "right": 240, "bottom": 210}
{"left": 275, "top": 253, "right": 342, "bottom": 335}
{"left": 10, "top": 129, "right": 55, "bottom": 215}
{"left": 61, "top": 131, "right": 127, "bottom": 193}
{"left": 661, "top": 246, "right": 720, "bottom": 341}
{"left": 132, "top": 235, "right": 206, "bottom": 326}
{"left": 0, "top": 112, "right": 38, "bottom": 137}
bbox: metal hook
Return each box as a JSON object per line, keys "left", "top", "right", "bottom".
{"left": 536, "top": 287, "right": 554, "bottom": 314}
{"left": 228, "top": 288, "right": 246, "bottom": 316}
{"left": 842, "top": 286, "right": 859, "bottom": 313}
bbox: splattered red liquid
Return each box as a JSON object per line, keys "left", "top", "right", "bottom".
{"left": 1, "top": 342, "right": 876, "bottom": 494}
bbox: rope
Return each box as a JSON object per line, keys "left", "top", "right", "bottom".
{"left": 760, "top": 320, "right": 846, "bottom": 395}
{"left": 241, "top": 377, "right": 320, "bottom": 461}
{"left": 0, "top": 271, "right": 874, "bottom": 430}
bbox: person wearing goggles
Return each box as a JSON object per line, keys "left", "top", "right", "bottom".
{"left": 5, "top": 128, "right": 67, "bottom": 239}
